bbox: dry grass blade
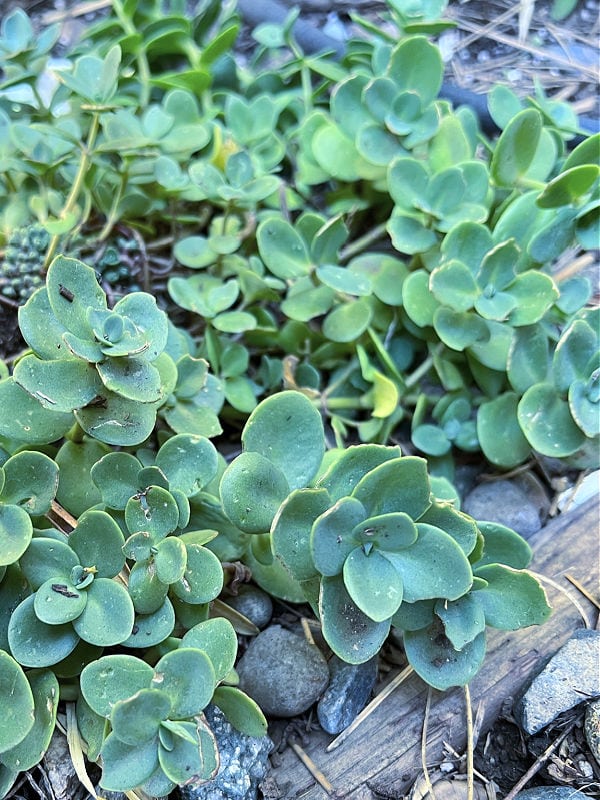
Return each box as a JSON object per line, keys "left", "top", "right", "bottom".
{"left": 420, "top": 687, "right": 436, "bottom": 800}
{"left": 289, "top": 739, "right": 338, "bottom": 797}
{"left": 65, "top": 703, "right": 98, "bottom": 800}
{"left": 518, "top": 0, "right": 535, "bottom": 42}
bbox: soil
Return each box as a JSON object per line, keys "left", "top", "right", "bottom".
{"left": 1, "top": 1, "right": 599, "bottom": 799}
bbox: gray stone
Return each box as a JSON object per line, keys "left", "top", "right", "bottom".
{"left": 585, "top": 697, "right": 600, "bottom": 767}
{"left": 514, "top": 629, "right": 600, "bottom": 734}
{"left": 43, "top": 731, "right": 85, "bottom": 800}
{"left": 178, "top": 705, "right": 272, "bottom": 800}
{"left": 317, "top": 655, "right": 378, "bottom": 734}
{"left": 463, "top": 479, "right": 541, "bottom": 537}
{"left": 514, "top": 788, "right": 589, "bottom": 800}
{"left": 237, "top": 625, "right": 330, "bottom": 717}
{"left": 224, "top": 584, "right": 273, "bottom": 629}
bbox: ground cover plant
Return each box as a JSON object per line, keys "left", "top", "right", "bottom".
{"left": 0, "top": 0, "right": 598, "bottom": 796}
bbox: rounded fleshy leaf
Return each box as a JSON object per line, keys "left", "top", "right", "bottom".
{"left": 154, "top": 537, "right": 187, "bottom": 585}
{"left": 122, "top": 597, "right": 175, "bottom": 649}
{"left": 80, "top": 654, "right": 154, "bottom": 718}
{"left": 391, "top": 598, "right": 435, "bottom": 632}
{"left": 1, "top": 451, "right": 59, "bottom": 516}
{"left": 0, "top": 651, "right": 34, "bottom": 753}
{"left": 311, "top": 496, "right": 367, "bottom": 577}
{"left": 220, "top": 451, "right": 289, "bottom": 534}
{"left": 518, "top": 383, "right": 586, "bottom": 457}
{"left": 34, "top": 578, "right": 87, "bottom": 624}
{"left": 435, "top": 594, "right": 486, "bottom": 650}
{"left": 352, "top": 512, "right": 418, "bottom": 552}
{"left": 19, "top": 538, "right": 79, "bottom": 589}
{"left": 72, "top": 578, "right": 134, "bottom": 647}
{"left": 404, "top": 620, "right": 486, "bottom": 690}
{"left": 125, "top": 486, "right": 180, "bottom": 543}
{"left": 13, "top": 355, "right": 103, "bottom": 413}
{"left": 320, "top": 575, "right": 391, "bottom": 664}
{"left": 477, "top": 394, "right": 531, "bottom": 468}
{"left": 170, "top": 544, "right": 223, "bottom": 604}
{"left": 343, "top": 547, "right": 403, "bottom": 622}
{"left": 537, "top": 165, "right": 600, "bottom": 208}
{"left": 322, "top": 298, "right": 373, "bottom": 343}
{"left": 110, "top": 689, "right": 170, "bottom": 745}
{"left": 75, "top": 392, "right": 157, "bottom": 446}
{"left": 46, "top": 256, "right": 107, "bottom": 339}
{"left": 54, "top": 438, "right": 106, "bottom": 517}
{"left": 473, "top": 521, "right": 532, "bottom": 569}
{"left": 181, "top": 617, "right": 238, "bottom": 683}
{"left": 98, "top": 731, "right": 159, "bottom": 792}
{"left": 383, "top": 524, "right": 473, "bottom": 603}
{"left": 17, "top": 287, "right": 69, "bottom": 361}
{"left": 155, "top": 434, "right": 218, "bottom": 496}
{"left": 0, "top": 669, "right": 59, "bottom": 771}
{"left": 317, "top": 444, "right": 401, "bottom": 502}
{"left": 271, "top": 488, "right": 330, "bottom": 582}
{"left": 242, "top": 391, "right": 325, "bottom": 491}
{"left": 569, "top": 377, "right": 600, "bottom": 437}
{"left": 0, "top": 378, "right": 73, "bottom": 444}
{"left": 96, "top": 358, "right": 163, "bottom": 404}
{"left": 491, "top": 109, "right": 542, "bottom": 187}
{"left": 158, "top": 719, "right": 218, "bottom": 785}
{"left": 69, "top": 510, "right": 126, "bottom": 578}
{"left": 0, "top": 505, "right": 32, "bottom": 567}
{"left": 152, "top": 647, "right": 216, "bottom": 718}
{"left": 256, "top": 218, "right": 311, "bottom": 280}
{"left": 213, "top": 686, "right": 268, "bottom": 737}
{"left": 475, "top": 565, "right": 551, "bottom": 629}
{"left": 127, "top": 560, "right": 169, "bottom": 615}
{"left": 243, "top": 536, "right": 307, "bottom": 603}
{"left": 90, "top": 451, "right": 141, "bottom": 509}
{"left": 8, "top": 595, "right": 79, "bottom": 667}
{"left": 352, "top": 456, "right": 431, "bottom": 520}
{"left": 418, "top": 502, "right": 479, "bottom": 557}
{"left": 112, "top": 292, "right": 169, "bottom": 361}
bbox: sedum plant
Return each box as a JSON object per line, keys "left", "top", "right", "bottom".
{"left": 220, "top": 392, "right": 551, "bottom": 689}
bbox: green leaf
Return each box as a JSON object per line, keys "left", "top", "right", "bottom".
{"left": 382, "top": 523, "right": 473, "bottom": 602}
{"left": 110, "top": 689, "right": 170, "bottom": 745}
{"left": 417, "top": 502, "right": 478, "bottom": 556}
{"left": 508, "top": 325, "right": 550, "bottom": 393}
{"left": 55, "top": 439, "right": 106, "bottom": 517}
{"left": 320, "top": 575, "right": 391, "bottom": 664}
{"left": 491, "top": 109, "right": 542, "bottom": 187}
{"left": 123, "top": 598, "right": 175, "bottom": 649}
{"left": 213, "top": 686, "right": 268, "bottom": 738}
{"left": 45, "top": 256, "right": 107, "bottom": 339}
{"left": 352, "top": 512, "right": 418, "bottom": 552}
{"left": 474, "top": 565, "right": 551, "bottom": 629}
{"left": 69, "top": 510, "right": 126, "bottom": 578}
{"left": 0, "top": 651, "right": 34, "bottom": 753}
{"left": 387, "top": 211, "right": 437, "bottom": 255}
{"left": 8, "top": 595, "right": 79, "bottom": 668}
{"left": 402, "top": 270, "right": 438, "bottom": 327}
{"left": 99, "top": 731, "right": 158, "bottom": 792}
{"left": 90, "top": 451, "right": 141, "bottom": 509}
{"left": 272, "top": 488, "right": 330, "bottom": 582}
{"left": 155, "top": 434, "right": 218, "bottom": 497}
{"left": 0, "top": 378, "right": 73, "bottom": 444}
{"left": 257, "top": 218, "right": 312, "bottom": 280}
{"left": 0, "top": 505, "right": 32, "bottom": 567}
{"left": 311, "top": 496, "right": 367, "bottom": 577}
{"left": 96, "top": 358, "right": 163, "bottom": 404}
{"left": 181, "top": 617, "right": 238, "bottom": 683}
{"left": 430, "top": 260, "right": 478, "bottom": 312}
{"left": 474, "top": 521, "right": 532, "bottom": 569}
{"left": 404, "top": 620, "right": 486, "bottom": 690}
{"left": 242, "top": 391, "right": 325, "bottom": 491}
{"left": 1, "top": 450, "right": 59, "bottom": 516}
{"left": 477, "top": 394, "right": 531, "bottom": 468}
{"left": 152, "top": 647, "right": 215, "bottom": 717}
{"left": 14, "top": 355, "right": 103, "bottom": 413}
{"left": 343, "top": 548, "right": 403, "bottom": 622}
{"left": 80, "top": 654, "right": 154, "bottom": 718}
{"left": 352, "top": 456, "right": 431, "bottom": 520}
{"left": 75, "top": 392, "right": 157, "bottom": 446}
{"left": 434, "top": 308, "right": 488, "bottom": 351}
{"left": 170, "top": 544, "right": 223, "bottom": 604}
{"left": 34, "top": 578, "right": 86, "bottom": 625}
{"left": 317, "top": 444, "right": 401, "bottom": 502}
{"left": 220, "top": 451, "right": 289, "bottom": 534}
{"left": 435, "top": 594, "right": 485, "bottom": 650}
{"left": 508, "top": 272, "right": 559, "bottom": 326}
{"left": 388, "top": 36, "right": 443, "bottom": 107}
{"left": 569, "top": 377, "right": 600, "bottom": 437}
{"left": 125, "top": 486, "right": 180, "bottom": 542}
{"left": 412, "top": 424, "right": 450, "bottom": 456}
{"left": 537, "top": 165, "right": 599, "bottom": 208}
{"left": 72, "top": 579, "right": 134, "bottom": 647}
{"left": 323, "top": 299, "right": 373, "bottom": 343}
{"left": 19, "top": 537, "right": 78, "bottom": 589}
{"left": 158, "top": 719, "right": 217, "bottom": 784}
{"left": 154, "top": 537, "right": 187, "bottom": 585}
{"left": 0, "top": 669, "right": 59, "bottom": 771}
{"left": 518, "top": 383, "right": 586, "bottom": 456}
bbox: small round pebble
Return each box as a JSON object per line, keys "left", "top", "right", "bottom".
{"left": 585, "top": 698, "right": 600, "bottom": 767}
{"left": 225, "top": 584, "right": 273, "bottom": 629}
{"left": 237, "top": 625, "right": 329, "bottom": 718}
{"left": 463, "top": 479, "right": 541, "bottom": 537}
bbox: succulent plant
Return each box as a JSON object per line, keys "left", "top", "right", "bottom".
{"left": 0, "top": 224, "right": 49, "bottom": 302}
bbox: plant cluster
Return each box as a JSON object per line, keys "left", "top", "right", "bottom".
{"left": 0, "top": 0, "right": 597, "bottom": 796}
